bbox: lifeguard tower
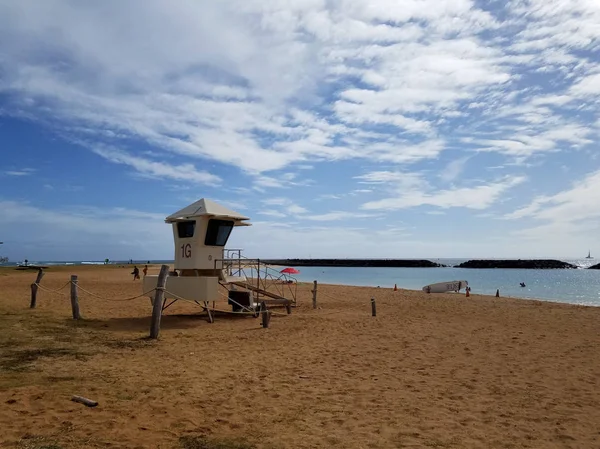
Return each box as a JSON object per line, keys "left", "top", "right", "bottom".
{"left": 143, "top": 198, "right": 296, "bottom": 322}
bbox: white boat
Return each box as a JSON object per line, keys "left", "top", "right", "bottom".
{"left": 422, "top": 280, "right": 468, "bottom": 293}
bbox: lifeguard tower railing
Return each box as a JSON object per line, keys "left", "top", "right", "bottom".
{"left": 214, "top": 249, "right": 298, "bottom": 305}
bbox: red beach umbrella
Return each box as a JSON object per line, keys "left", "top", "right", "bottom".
{"left": 280, "top": 267, "right": 300, "bottom": 274}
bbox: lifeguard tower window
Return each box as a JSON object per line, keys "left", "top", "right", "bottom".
{"left": 177, "top": 221, "right": 196, "bottom": 238}
{"left": 205, "top": 219, "right": 234, "bottom": 246}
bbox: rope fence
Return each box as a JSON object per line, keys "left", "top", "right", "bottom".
{"left": 28, "top": 271, "right": 379, "bottom": 338}
{"left": 308, "top": 292, "right": 373, "bottom": 316}
{"left": 32, "top": 280, "right": 290, "bottom": 315}
{"left": 310, "top": 286, "right": 376, "bottom": 316}
{"left": 34, "top": 281, "right": 72, "bottom": 296}
{"left": 76, "top": 284, "right": 156, "bottom": 302}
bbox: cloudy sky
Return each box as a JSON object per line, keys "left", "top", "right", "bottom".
{"left": 1, "top": 0, "right": 599, "bottom": 261}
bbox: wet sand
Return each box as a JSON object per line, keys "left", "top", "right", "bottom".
{"left": 1, "top": 265, "right": 600, "bottom": 448}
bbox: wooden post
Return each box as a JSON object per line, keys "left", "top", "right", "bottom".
{"left": 205, "top": 301, "right": 214, "bottom": 324}
{"left": 261, "top": 302, "right": 271, "bottom": 328}
{"left": 70, "top": 275, "right": 81, "bottom": 320}
{"left": 30, "top": 268, "right": 45, "bottom": 309}
{"left": 371, "top": 297, "right": 377, "bottom": 317}
{"left": 257, "top": 259, "right": 261, "bottom": 302}
{"left": 150, "top": 264, "right": 170, "bottom": 339}
{"left": 312, "top": 280, "right": 317, "bottom": 309}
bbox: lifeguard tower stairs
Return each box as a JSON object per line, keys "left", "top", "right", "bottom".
{"left": 217, "top": 249, "right": 298, "bottom": 312}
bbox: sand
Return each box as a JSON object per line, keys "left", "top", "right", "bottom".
{"left": 1, "top": 265, "right": 600, "bottom": 449}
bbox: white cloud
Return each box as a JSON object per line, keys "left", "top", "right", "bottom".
{"left": 304, "top": 211, "right": 377, "bottom": 221}
{"left": 569, "top": 72, "right": 600, "bottom": 97}
{"left": 499, "top": 169, "right": 600, "bottom": 253}
{"left": 334, "top": 38, "right": 511, "bottom": 117}
{"left": 439, "top": 156, "right": 471, "bottom": 183}
{"left": 259, "top": 198, "right": 376, "bottom": 222}
{"left": 253, "top": 176, "right": 284, "bottom": 189}
{"left": 354, "top": 171, "right": 428, "bottom": 191}
{"left": 354, "top": 168, "right": 526, "bottom": 212}
{"left": 1, "top": 0, "right": 600, "bottom": 260}
{"left": 262, "top": 198, "right": 289, "bottom": 207}
{"left": 286, "top": 204, "right": 308, "bottom": 215}
{"left": 259, "top": 197, "right": 308, "bottom": 216}
{"left": 4, "top": 168, "right": 36, "bottom": 176}
{"left": 361, "top": 140, "right": 447, "bottom": 165}
{"left": 362, "top": 176, "right": 526, "bottom": 211}
{"left": 91, "top": 145, "right": 221, "bottom": 184}
{"left": 316, "top": 194, "right": 343, "bottom": 200}
{"left": 510, "top": 0, "right": 600, "bottom": 57}
{"left": 257, "top": 210, "right": 287, "bottom": 218}
{"left": 473, "top": 124, "right": 594, "bottom": 157}
{"left": 505, "top": 169, "right": 600, "bottom": 229}
{"left": 252, "top": 172, "right": 314, "bottom": 190}
{"left": 0, "top": 0, "right": 560, "bottom": 181}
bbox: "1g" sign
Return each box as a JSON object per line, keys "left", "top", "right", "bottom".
{"left": 180, "top": 243, "right": 192, "bottom": 258}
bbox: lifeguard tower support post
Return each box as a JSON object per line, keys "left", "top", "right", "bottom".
{"left": 143, "top": 198, "right": 250, "bottom": 309}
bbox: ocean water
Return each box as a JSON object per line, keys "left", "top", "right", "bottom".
{"left": 284, "top": 259, "right": 600, "bottom": 306}
{"left": 3, "top": 258, "right": 599, "bottom": 306}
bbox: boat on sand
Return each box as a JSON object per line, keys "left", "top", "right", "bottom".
{"left": 422, "top": 280, "right": 468, "bottom": 293}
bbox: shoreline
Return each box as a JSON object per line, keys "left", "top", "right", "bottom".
{"left": 3, "top": 264, "right": 597, "bottom": 308}
{"left": 302, "top": 280, "right": 600, "bottom": 309}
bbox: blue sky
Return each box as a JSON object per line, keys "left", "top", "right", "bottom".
{"left": 1, "top": 0, "right": 599, "bottom": 261}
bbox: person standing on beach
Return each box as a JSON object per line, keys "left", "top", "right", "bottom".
{"left": 132, "top": 266, "right": 140, "bottom": 280}
{"left": 143, "top": 265, "right": 148, "bottom": 277}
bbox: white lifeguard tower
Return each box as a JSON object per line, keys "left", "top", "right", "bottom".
{"left": 143, "top": 198, "right": 296, "bottom": 322}
{"left": 165, "top": 198, "right": 250, "bottom": 273}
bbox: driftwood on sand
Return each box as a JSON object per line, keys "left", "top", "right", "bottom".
{"left": 71, "top": 395, "right": 98, "bottom": 407}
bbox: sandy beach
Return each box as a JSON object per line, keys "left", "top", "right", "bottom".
{"left": 1, "top": 265, "right": 600, "bottom": 449}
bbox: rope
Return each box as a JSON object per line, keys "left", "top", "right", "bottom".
{"left": 76, "top": 284, "right": 156, "bottom": 302}
{"left": 308, "top": 289, "right": 373, "bottom": 316}
{"left": 34, "top": 281, "right": 72, "bottom": 296}
{"left": 33, "top": 279, "right": 153, "bottom": 302}
{"left": 32, "top": 276, "right": 289, "bottom": 315}
{"left": 163, "top": 289, "right": 256, "bottom": 315}
{"left": 164, "top": 289, "right": 288, "bottom": 316}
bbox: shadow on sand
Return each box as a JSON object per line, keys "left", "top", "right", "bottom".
{"left": 79, "top": 312, "right": 256, "bottom": 332}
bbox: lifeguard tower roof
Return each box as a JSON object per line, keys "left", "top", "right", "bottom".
{"left": 165, "top": 198, "right": 251, "bottom": 226}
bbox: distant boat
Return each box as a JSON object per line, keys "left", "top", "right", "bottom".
{"left": 586, "top": 251, "right": 593, "bottom": 259}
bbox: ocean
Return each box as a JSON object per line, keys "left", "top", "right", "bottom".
{"left": 3, "top": 258, "right": 600, "bottom": 306}
{"left": 281, "top": 259, "right": 600, "bottom": 307}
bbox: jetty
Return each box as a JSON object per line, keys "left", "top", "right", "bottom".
{"left": 261, "top": 259, "right": 444, "bottom": 268}
{"left": 454, "top": 259, "right": 578, "bottom": 269}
